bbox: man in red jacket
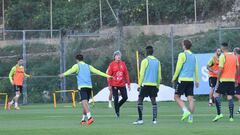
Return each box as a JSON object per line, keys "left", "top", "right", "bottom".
{"left": 107, "top": 50, "right": 130, "bottom": 118}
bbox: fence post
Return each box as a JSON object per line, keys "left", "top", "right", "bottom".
{"left": 99, "top": 0, "right": 103, "bottom": 29}
{"left": 60, "top": 30, "right": 67, "bottom": 101}
{"left": 116, "top": 10, "right": 123, "bottom": 51}
{"left": 169, "top": 26, "right": 174, "bottom": 88}
{"left": 22, "top": 30, "right": 28, "bottom": 104}
{"left": 146, "top": 0, "right": 149, "bottom": 25}
{"left": 2, "top": 0, "right": 5, "bottom": 40}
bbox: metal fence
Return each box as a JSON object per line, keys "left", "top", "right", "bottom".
{"left": 64, "top": 30, "right": 119, "bottom": 97}
{"left": 0, "top": 29, "right": 120, "bottom": 104}
{"left": 0, "top": 25, "right": 240, "bottom": 104}
{"left": 0, "top": 30, "right": 62, "bottom": 104}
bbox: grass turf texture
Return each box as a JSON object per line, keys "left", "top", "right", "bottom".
{"left": 0, "top": 102, "right": 240, "bottom": 135}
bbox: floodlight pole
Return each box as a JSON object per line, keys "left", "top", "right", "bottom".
{"left": 50, "top": 0, "right": 53, "bottom": 38}
{"left": 2, "top": 0, "right": 5, "bottom": 40}
{"left": 146, "top": 0, "right": 149, "bottom": 25}
{"left": 194, "top": 0, "right": 197, "bottom": 23}
{"left": 22, "top": 30, "right": 28, "bottom": 104}
{"left": 99, "top": 0, "right": 103, "bottom": 29}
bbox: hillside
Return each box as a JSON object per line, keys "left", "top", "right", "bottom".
{"left": 0, "top": 0, "right": 236, "bottom": 31}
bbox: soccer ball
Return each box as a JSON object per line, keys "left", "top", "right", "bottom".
{"left": 42, "top": 90, "right": 50, "bottom": 103}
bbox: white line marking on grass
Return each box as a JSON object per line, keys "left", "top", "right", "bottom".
{"left": 44, "top": 116, "right": 65, "bottom": 118}
{"left": 63, "top": 106, "right": 73, "bottom": 108}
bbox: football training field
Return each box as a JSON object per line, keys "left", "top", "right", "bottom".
{"left": 0, "top": 102, "right": 239, "bottom": 135}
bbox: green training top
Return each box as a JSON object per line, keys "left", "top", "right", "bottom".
{"left": 172, "top": 50, "right": 199, "bottom": 82}
{"left": 63, "top": 61, "right": 110, "bottom": 89}
{"left": 139, "top": 56, "right": 162, "bottom": 88}
{"left": 207, "top": 57, "right": 216, "bottom": 66}
{"left": 9, "top": 65, "right": 30, "bottom": 84}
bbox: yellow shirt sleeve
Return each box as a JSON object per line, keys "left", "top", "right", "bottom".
{"left": 172, "top": 53, "right": 186, "bottom": 81}
{"left": 157, "top": 61, "right": 162, "bottom": 88}
{"left": 195, "top": 58, "right": 199, "bottom": 83}
{"left": 207, "top": 58, "right": 214, "bottom": 66}
{"left": 139, "top": 58, "right": 148, "bottom": 86}
{"left": 9, "top": 66, "right": 16, "bottom": 84}
{"left": 89, "top": 65, "right": 110, "bottom": 78}
{"left": 24, "top": 73, "right": 30, "bottom": 78}
{"left": 219, "top": 54, "right": 225, "bottom": 68}
{"left": 63, "top": 64, "right": 79, "bottom": 76}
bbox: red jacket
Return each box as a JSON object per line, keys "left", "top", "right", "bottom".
{"left": 107, "top": 60, "right": 130, "bottom": 87}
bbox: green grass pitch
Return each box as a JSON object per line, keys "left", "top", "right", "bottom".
{"left": 0, "top": 101, "right": 240, "bottom": 135}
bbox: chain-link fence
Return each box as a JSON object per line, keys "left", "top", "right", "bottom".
{"left": 0, "top": 30, "right": 24, "bottom": 104}
{"left": 218, "top": 27, "right": 240, "bottom": 51}
{"left": 64, "top": 30, "right": 119, "bottom": 97}
{"left": 0, "top": 30, "right": 62, "bottom": 104}
{"left": 0, "top": 25, "right": 240, "bottom": 104}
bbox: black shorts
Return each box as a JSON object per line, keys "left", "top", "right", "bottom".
{"left": 139, "top": 86, "right": 158, "bottom": 98}
{"left": 175, "top": 81, "right": 194, "bottom": 97}
{"left": 14, "top": 85, "right": 23, "bottom": 93}
{"left": 79, "top": 88, "right": 92, "bottom": 101}
{"left": 209, "top": 77, "right": 217, "bottom": 88}
{"left": 216, "top": 82, "right": 235, "bottom": 95}
{"left": 235, "top": 84, "right": 240, "bottom": 95}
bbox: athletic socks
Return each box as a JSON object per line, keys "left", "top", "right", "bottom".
{"left": 152, "top": 104, "right": 157, "bottom": 121}
{"left": 82, "top": 115, "right": 86, "bottom": 121}
{"left": 137, "top": 103, "right": 157, "bottom": 121}
{"left": 182, "top": 107, "right": 189, "bottom": 113}
{"left": 14, "top": 102, "right": 18, "bottom": 108}
{"left": 87, "top": 112, "right": 91, "bottom": 119}
{"left": 108, "top": 100, "right": 112, "bottom": 108}
{"left": 215, "top": 97, "right": 234, "bottom": 118}
{"left": 188, "top": 114, "right": 193, "bottom": 121}
{"left": 228, "top": 99, "right": 234, "bottom": 118}
{"left": 10, "top": 100, "right": 14, "bottom": 105}
{"left": 138, "top": 104, "right": 143, "bottom": 120}
{"left": 209, "top": 99, "right": 213, "bottom": 104}
{"left": 215, "top": 97, "right": 221, "bottom": 115}
{"left": 238, "top": 106, "right": 240, "bottom": 112}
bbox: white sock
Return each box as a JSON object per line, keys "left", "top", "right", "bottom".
{"left": 10, "top": 100, "right": 14, "bottom": 105}
{"left": 82, "top": 115, "right": 86, "bottom": 121}
{"left": 238, "top": 106, "right": 240, "bottom": 112}
{"left": 14, "top": 102, "right": 18, "bottom": 108}
{"left": 209, "top": 99, "right": 213, "bottom": 103}
{"left": 108, "top": 101, "right": 112, "bottom": 107}
{"left": 182, "top": 107, "right": 189, "bottom": 113}
{"left": 87, "top": 112, "right": 91, "bottom": 119}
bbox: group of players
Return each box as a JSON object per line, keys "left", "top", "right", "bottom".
{"left": 207, "top": 44, "right": 240, "bottom": 122}
{"left": 6, "top": 39, "right": 240, "bottom": 125}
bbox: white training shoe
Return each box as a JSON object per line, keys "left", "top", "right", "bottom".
{"left": 15, "top": 106, "right": 20, "bottom": 110}
{"left": 133, "top": 120, "right": 144, "bottom": 125}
